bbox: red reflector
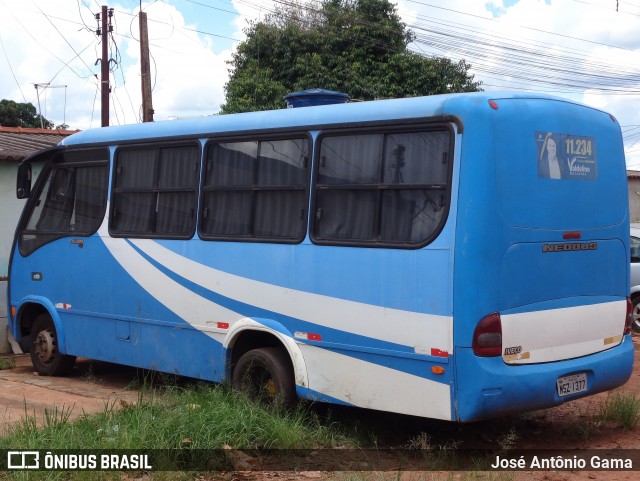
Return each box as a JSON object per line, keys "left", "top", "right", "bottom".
{"left": 431, "top": 348, "right": 449, "bottom": 357}
{"left": 563, "top": 231, "right": 581, "bottom": 239}
{"left": 473, "top": 312, "right": 502, "bottom": 357}
{"left": 488, "top": 100, "right": 499, "bottom": 110}
{"left": 217, "top": 322, "right": 229, "bottom": 329}
{"left": 307, "top": 333, "right": 322, "bottom": 341}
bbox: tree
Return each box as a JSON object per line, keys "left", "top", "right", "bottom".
{"left": 0, "top": 99, "right": 54, "bottom": 129}
{"left": 221, "top": 0, "right": 481, "bottom": 113}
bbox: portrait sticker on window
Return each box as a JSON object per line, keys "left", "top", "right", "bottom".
{"left": 535, "top": 131, "right": 598, "bottom": 180}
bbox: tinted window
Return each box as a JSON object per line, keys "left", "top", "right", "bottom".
{"left": 19, "top": 149, "right": 109, "bottom": 255}
{"left": 313, "top": 129, "right": 451, "bottom": 246}
{"left": 111, "top": 144, "right": 200, "bottom": 237}
{"left": 201, "top": 137, "right": 309, "bottom": 242}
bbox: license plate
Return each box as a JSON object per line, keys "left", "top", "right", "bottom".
{"left": 557, "top": 373, "right": 588, "bottom": 397}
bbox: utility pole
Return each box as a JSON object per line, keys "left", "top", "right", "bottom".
{"left": 95, "top": 6, "right": 113, "bottom": 127}
{"left": 139, "top": 11, "right": 154, "bottom": 122}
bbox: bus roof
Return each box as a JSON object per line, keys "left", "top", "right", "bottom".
{"left": 61, "top": 91, "right": 589, "bottom": 147}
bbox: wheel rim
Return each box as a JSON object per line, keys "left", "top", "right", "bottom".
{"left": 633, "top": 303, "right": 640, "bottom": 331}
{"left": 34, "top": 328, "right": 56, "bottom": 365}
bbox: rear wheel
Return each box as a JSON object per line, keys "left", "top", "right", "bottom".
{"left": 29, "top": 314, "right": 76, "bottom": 376}
{"left": 633, "top": 296, "right": 640, "bottom": 333}
{"left": 232, "top": 347, "right": 296, "bottom": 409}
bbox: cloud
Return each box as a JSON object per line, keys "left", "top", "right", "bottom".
{"left": 1, "top": 0, "right": 639, "bottom": 169}
{"left": 0, "top": 0, "right": 232, "bottom": 129}
{"left": 119, "top": 1, "right": 233, "bottom": 122}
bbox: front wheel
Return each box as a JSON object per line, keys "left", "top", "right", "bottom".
{"left": 29, "top": 314, "right": 76, "bottom": 376}
{"left": 232, "top": 347, "right": 297, "bottom": 409}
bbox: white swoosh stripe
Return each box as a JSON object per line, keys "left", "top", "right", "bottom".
{"left": 100, "top": 236, "right": 238, "bottom": 334}
{"left": 130, "top": 239, "right": 453, "bottom": 352}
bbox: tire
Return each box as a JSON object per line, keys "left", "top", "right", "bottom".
{"left": 633, "top": 296, "right": 640, "bottom": 333}
{"left": 29, "top": 314, "right": 76, "bottom": 376}
{"left": 232, "top": 347, "right": 297, "bottom": 409}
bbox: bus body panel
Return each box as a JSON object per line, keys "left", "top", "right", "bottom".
{"left": 500, "top": 299, "right": 626, "bottom": 364}
{"left": 455, "top": 335, "right": 634, "bottom": 421}
{"left": 7, "top": 92, "right": 632, "bottom": 422}
{"left": 449, "top": 95, "right": 631, "bottom": 420}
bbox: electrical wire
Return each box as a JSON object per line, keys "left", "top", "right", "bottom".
{"left": 0, "top": 34, "right": 27, "bottom": 102}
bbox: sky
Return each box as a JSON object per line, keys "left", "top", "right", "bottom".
{"left": 1, "top": 0, "right": 640, "bottom": 167}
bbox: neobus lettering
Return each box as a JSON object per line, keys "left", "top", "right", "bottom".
{"left": 542, "top": 242, "right": 598, "bottom": 253}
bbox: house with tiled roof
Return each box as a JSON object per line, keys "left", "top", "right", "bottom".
{"left": 0, "top": 126, "right": 78, "bottom": 352}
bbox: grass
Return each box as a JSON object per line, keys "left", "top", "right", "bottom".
{"left": 597, "top": 391, "right": 640, "bottom": 430}
{"left": 0, "top": 356, "right": 16, "bottom": 370}
{"left": 1, "top": 384, "right": 349, "bottom": 450}
{"left": 0, "top": 383, "right": 355, "bottom": 480}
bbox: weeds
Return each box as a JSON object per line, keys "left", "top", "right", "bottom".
{"left": 81, "top": 364, "right": 102, "bottom": 384}
{"left": 0, "top": 357, "right": 16, "bottom": 370}
{"left": 597, "top": 391, "right": 640, "bottom": 429}
{"left": 496, "top": 427, "right": 518, "bottom": 451}
{"left": 0, "top": 383, "right": 351, "bottom": 451}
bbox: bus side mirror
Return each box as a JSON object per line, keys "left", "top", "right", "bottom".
{"left": 16, "top": 162, "right": 32, "bottom": 199}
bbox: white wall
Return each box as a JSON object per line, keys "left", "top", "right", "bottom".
{"left": 0, "top": 162, "right": 42, "bottom": 353}
{"left": 0, "top": 162, "right": 42, "bottom": 277}
{"left": 629, "top": 176, "right": 640, "bottom": 224}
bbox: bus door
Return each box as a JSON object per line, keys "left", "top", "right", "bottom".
{"left": 10, "top": 148, "right": 142, "bottom": 363}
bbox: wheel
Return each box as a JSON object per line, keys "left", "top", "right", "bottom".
{"left": 29, "top": 314, "right": 76, "bottom": 376}
{"left": 232, "top": 347, "right": 296, "bottom": 409}
{"left": 633, "top": 297, "right": 640, "bottom": 333}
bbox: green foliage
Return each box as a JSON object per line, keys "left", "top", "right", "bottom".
{"left": 0, "top": 383, "right": 352, "bottom": 450}
{"left": 0, "top": 357, "right": 16, "bottom": 370}
{"left": 221, "top": 0, "right": 481, "bottom": 113}
{"left": 598, "top": 391, "right": 640, "bottom": 430}
{"left": 0, "top": 99, "right": 54, "bottom": 129}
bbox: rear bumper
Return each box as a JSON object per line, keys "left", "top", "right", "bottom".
{"left": 454, "top": 334, "right": 634, "bottom": 422}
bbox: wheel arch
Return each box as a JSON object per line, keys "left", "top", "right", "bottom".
{"left": 224, "top": 318, "right": 310, "bottom": 396}
{"left": 15, "top": 297, "right": 67, "bottom": 354}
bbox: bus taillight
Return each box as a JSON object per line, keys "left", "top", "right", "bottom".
{"left": 473, "top": 312, "right": 502, "bottom": 357}
{"left": 624, "top": 298, "right": 633, "bottom": 335}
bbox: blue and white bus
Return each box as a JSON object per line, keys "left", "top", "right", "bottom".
{"left": 7, "top": 92, "right": 634, "bottom": 422}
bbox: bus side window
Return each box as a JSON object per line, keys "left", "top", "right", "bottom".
{"left": 313, "top": 128, "right": 451, "bottom": 247}
{"left": 200, "top": 137, "right": 310, "bottom": 242}
{"left": 110, "top": 144, "right": 200, "bottom": 238}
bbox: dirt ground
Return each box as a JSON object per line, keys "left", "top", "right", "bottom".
{"left": 0, "top": 355, "right": 139, "bottom": 430}
{"left": 1, "top": 335, "right": 639, "bottom": 480}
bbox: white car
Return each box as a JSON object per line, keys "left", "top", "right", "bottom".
{"left": 631, "top": 224, "right": 640, "bottom": 332}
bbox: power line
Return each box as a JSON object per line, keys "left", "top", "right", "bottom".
{"left": 0, "top": 34, "right": 27, "bottom": 102}
{"left": 32, "top": 1, "right": 97, "bottom": 76}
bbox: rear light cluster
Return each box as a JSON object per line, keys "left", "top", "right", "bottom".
{"left": 473, "top": 312, "right": 502, "bottom": 357}
{"left": 624, "top": 297, "right": 633, "bottom": 335}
